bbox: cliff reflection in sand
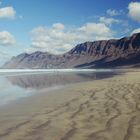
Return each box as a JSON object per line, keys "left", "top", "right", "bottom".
{"left": 6, "top": 71, "right": 117, "bottom": 90}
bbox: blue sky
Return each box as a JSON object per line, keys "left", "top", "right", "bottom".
{"left": 0, "top": 0, "right": 140, "bottom": 65}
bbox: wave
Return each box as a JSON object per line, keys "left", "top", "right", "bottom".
{"left": 0, "top": 69, "right": 113, "bottom": 73}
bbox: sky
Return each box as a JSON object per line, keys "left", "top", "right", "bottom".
{"left": 0, "top": 0, "right": 140, "bottom": 65}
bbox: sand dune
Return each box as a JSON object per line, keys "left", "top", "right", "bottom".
{"left": 0, "top": 71, "right": 140, "bottom": 140}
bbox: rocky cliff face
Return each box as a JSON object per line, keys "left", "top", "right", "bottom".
{"left": 3, "top": 33, "right": 140, "bottom": 69}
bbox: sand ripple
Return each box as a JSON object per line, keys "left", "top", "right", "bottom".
{"left": 0, "top": 72, "right": 140, "bottom": 140}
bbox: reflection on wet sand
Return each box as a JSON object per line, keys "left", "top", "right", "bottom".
{"left": 6, "top": 71, "right": 117, "bottom": 90}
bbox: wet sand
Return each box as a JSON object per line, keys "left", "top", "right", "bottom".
{"left": 0, "top": 71, "right": 140, "bottom": 140}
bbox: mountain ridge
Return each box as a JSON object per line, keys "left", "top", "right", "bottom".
{"left": 3, "top": 32, "right": 140, "bottom": 69}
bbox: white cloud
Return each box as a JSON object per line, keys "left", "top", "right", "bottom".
{"left": 107, "top": 9, "right": 123, "bottom": 16}
{"left": 128, "top": 2, "right": 140, "bottom": 23}
{"left": 78, "top": 22, "right": 112, "bottom": 36}
{"left": 0, "top": 31, "right": 16, "bottom": 46}
{"left": 99, "top": 17, "right": 120, "bottom": 26}
{"left": 0, "top": 51, "right": 13, "bottom": 66}
{"left": 29, "top": 22, "right": 113, "bottom": 54}
{"left": 0, "top": 6, "right": 16, "bottom": 19}
{"left": 52, "top": 23, "right": 65, "bottom": 30}
{"left": 131, "top": 28, "right": 140, "bottom": 34}
{"left": 0, "top": 51, "right": 11, "bottom": 59}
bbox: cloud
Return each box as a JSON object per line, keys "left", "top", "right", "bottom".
{"left": 0, "top": 51, "right": 11, "bottom": 59}
{"left": 78, "top": 22, "right": 112, "bottom": 36}
{"left": 107, "top": 9, "right": 123, "bottom": 16}
{"left": 0, "top": 31, "right": 16, "bottom": 46}
{"left": 29, "top": 22, "right": 113, "bottom": 54}
{"left": 128, "top": 2, "right": 140, "bottom": 23}
{"left": 52, "top": 23, "right": 65, "bottom": 30}
{"left": 131, "top": 28, "right": 140, "bottom": 34}
{"left": 0, "top": 51, "right": 13, "bottom": 66}
{"left": 99, "top": 17, "right": 121, "bottom": 26}
{"left": 0, "top": 6, "right": 16, "bottom": 19}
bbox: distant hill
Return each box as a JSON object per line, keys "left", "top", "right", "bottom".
{"left": 3, "top": 32, "right": 140, "bottom": 69}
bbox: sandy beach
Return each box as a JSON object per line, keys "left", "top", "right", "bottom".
{"left": 0, "top": 71, "right": 140, "bottom": 140}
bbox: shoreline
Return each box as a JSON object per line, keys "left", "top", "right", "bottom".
{"left": 0, "top": 71, "right": 140, "bottom": 140}
{"left": 0, "top": 70, "right": 120, "bottom": 108}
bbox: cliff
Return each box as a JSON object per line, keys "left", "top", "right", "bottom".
{"left": 3, "top": 33, "right": 140, "bottom": 69}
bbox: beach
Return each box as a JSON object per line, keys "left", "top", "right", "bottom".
{"left": 0, "top": 71, "right": 140, "bottom": 140}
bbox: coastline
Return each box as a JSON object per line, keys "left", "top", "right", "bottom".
{"left": 0, "top": 70, "right": 140, "bottom": 140}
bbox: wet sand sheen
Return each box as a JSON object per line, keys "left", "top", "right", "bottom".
{"left": 0, "top": 71, "right": 140, "bottom": 140}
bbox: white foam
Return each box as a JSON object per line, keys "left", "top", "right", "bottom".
{"left": 0, "top": 69, "right": 113, "bottom": 73}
